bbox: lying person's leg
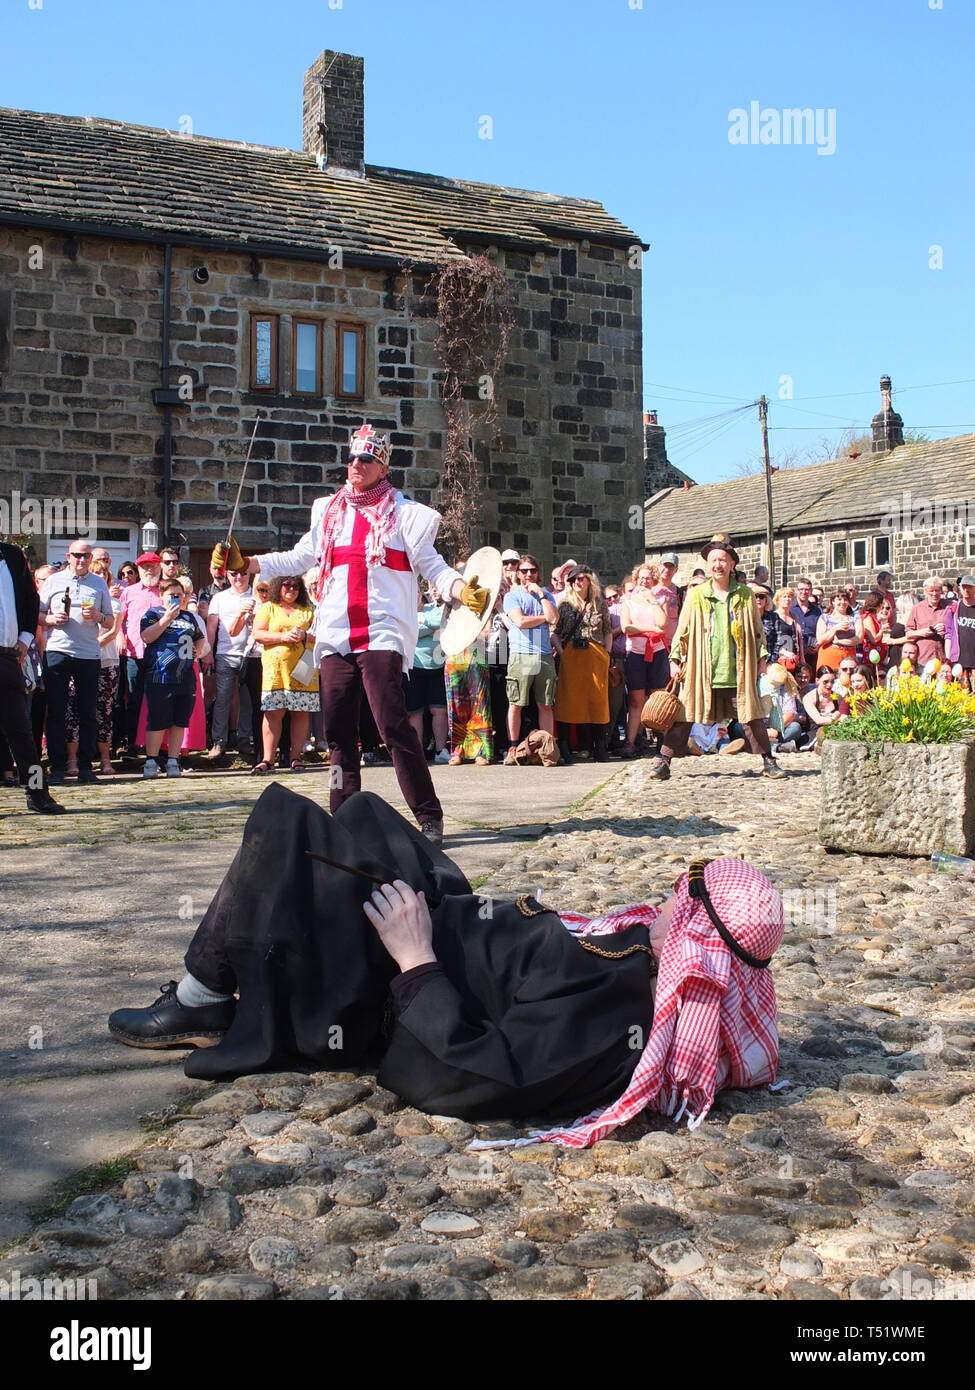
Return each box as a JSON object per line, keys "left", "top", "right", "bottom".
{"left": 108, "top": 783, "right": 470, "bottom": 1081}
{"left": 108, "top": 841, "right": 249, "bottom": 1049}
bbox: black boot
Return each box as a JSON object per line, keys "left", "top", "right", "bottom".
{"left": 592, "top": 727, "right": 609, "bottom": 763}
{"left": 557, "top": 722, "right": 574, "bottom": 765}
{"left": 108, "top": 981, "right": 236, "bottom": 1049}
{"left": 26, "top": 788, "right": 65, "bottom": 815}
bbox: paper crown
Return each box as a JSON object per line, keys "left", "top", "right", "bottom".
{"left": 349, "top": 424, "right": 390, "bottom": 467}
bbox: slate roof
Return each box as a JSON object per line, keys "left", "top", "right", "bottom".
{"left": 644, "top": 433, "right": 975, "bottom": 548}
{"left": 0, "top": 108, "right": 644, "bottom": 265}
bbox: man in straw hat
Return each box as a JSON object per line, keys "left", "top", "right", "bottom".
{"left": 108, "top": 784, "right": 783, "bottom": 1133}
{"left": 648, "top": 533, "right": 787, "bottom": 780}
{"left": 216, "top": 425, "right": 489, "bottom": 846}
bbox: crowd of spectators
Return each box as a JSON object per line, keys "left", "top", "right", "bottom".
{"left": 3, "top": 540, "right": 974, "bottom": 785}
{"left": 400, "top": 557, "right": 975, "bottom": 768}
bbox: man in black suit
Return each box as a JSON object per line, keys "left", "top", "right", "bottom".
{"left": 0, "top": 542, "right": 63, "bottom": 814}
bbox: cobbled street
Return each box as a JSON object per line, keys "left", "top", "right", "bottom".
{"left": 3, "top": 755, "right": 974, "bottom": 1301}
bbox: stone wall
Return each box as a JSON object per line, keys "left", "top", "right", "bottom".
{"left": 0, "top": 227, "right": 644, "bottom": 580}
{"left": 647, "top": 522, "right": 974, "bottom": 596}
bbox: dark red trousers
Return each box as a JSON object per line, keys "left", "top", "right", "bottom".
{"left": 321, "top": 650, "right": 443, "bottom": 824}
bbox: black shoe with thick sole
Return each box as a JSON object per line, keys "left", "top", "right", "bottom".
{"left": 26, "top": 791, "right": 66, "bottom": 815}
{"left": 108, "top": 981, "right": 235, "bottom": 1050}
{"left": 78, "top": 770, "right": 99, "bottom": 785}
{"left": 48, "top": 769, "right": 65, "bottom": 786}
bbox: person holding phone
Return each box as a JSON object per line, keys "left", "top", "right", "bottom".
{"left": 139, "top": 578, "right": 207, "bottom": 779}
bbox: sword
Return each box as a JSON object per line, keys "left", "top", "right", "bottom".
{"left": 304, "top": 849, "right": 442, "bottom": 907}
{"left": 304, "top": 850, "right": 388, "bottom": 886}
{"left": 214, "top": 411, "right": 265, "bottom": 577}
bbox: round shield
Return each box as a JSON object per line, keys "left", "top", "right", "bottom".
{"left": 438, "top": 546, "right": 504, "bottom": 658}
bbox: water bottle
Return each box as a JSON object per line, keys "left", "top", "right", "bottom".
{"left": 931, "top": 852, "right": 975, "bottom": 875}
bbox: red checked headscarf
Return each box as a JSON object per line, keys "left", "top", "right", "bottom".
{"left": 533, "top": 857, "right": 784, "bottom": 1147}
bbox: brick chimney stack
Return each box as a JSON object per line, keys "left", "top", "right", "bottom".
{"left": 644, "top": 410, "right": 668, "bottom": 477}
{"left": 870, "top": 374, "right": 905, "bottom": 454}
{"left": 303, "top": 51, "right": 364, "bottom": 175}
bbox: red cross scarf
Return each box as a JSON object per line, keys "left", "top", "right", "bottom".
{"left": 473, "top": 859, "right": 783, "bottom": 1150}
{"left": 314, "top": 477, "right": 397, "bottom": 601}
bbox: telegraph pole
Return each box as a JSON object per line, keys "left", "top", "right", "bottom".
{"left": 759, "top": 395, "right": 775, "bottom": 588}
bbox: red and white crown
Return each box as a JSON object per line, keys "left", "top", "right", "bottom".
{"left": 348, "top": 424, "right": 390, "bottom": 467}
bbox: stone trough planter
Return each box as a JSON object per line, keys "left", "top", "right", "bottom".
{"left": 819, "top": 738, "right": 975, "bottom": 857}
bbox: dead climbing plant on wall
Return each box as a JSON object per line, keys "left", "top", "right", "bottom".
{"left": 423, "top": 252, "right": 516, "bottom": 563}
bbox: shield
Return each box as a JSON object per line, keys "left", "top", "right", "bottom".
{"left": 438, "top": 545, "right": 504, "bottom": 659}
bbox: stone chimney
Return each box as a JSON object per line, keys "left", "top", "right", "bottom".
{"left": 644, "top": 410, "right": 696, "bottom": 497}
{"left": 870, "top": 375, "right": 905, "bottom": 454}
{"left": 303, "top": 51, "right": 364, "bottom": 175}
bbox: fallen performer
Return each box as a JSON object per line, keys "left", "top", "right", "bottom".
{"left": 108, "top": 785, "right": 784, "bottom": 1142}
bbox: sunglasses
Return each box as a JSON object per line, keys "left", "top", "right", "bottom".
{"left": 518, "top": 567, "right": 538, "bottom": 575}
{"left": 68, "top": 552, "right": 91, "bottom": 559}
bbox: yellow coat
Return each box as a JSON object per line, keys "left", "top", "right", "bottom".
{"left": 668, "top": 580, "right": 767, "bottom": 725}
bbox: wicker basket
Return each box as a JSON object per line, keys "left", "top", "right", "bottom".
{"left": 641, "top": 674, "right": 683, "bottom": 734}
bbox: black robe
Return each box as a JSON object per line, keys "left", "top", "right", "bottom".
{"left": 182, "top": 785, "right": 654, "bottom": 1123}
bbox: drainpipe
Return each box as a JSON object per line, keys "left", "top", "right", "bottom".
{"left": 160, "top": 242, "right": 173, "bottom": 542}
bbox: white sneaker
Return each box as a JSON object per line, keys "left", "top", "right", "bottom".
{"left": 166, "top": 758, "right": 182, "bottom": 777}
{"left": 143, "top": 758, "right": 160, "bottom": 779}
{"left": 434, "top": 748, "right": 451, "bottom": 764}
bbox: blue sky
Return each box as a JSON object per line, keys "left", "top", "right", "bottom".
{"left": 4, "top": 0, "right": 972, "bottom": 482}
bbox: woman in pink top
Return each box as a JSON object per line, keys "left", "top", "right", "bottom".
{"left": 619, "top": 562, "right": 668, "bottom": 757}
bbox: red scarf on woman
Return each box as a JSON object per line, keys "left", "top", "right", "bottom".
{"left": 314, "top": 477, "right": 397, "bottom": 600}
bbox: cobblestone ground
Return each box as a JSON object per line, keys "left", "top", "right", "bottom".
{"left": 5, "top": 755, "right": 975, "bottom": 1301}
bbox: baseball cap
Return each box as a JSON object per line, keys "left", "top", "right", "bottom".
{"left": 960, "top": 575, "right": 975, "bottom": 587}
{"left": 661, "top": 552, "right": 680, "bottom": 567}
{"left": 500, "top": 549, "right": 520, "bottom": 563}
{"left": 136, "top": 552, "right": 162, "bottom": 565}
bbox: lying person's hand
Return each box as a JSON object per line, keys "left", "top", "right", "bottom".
{"left": 363, "top": 880, "right": 436, "bottom": 973}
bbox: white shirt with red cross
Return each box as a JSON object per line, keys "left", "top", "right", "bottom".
{"left": 254, "top": 492, "right": 462, "bottom": 673}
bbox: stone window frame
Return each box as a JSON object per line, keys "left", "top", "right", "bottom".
{"left": 249, "top": 313, "right": 279, "bottom": 392}
{"left": 292, "top": 317, "right": 323, "bottom": 397}
{"left": 966, "top": 527, "right": 975, "bottom": 561}
{"left": 335, "top": 320, "right": 365, "bottom": 400}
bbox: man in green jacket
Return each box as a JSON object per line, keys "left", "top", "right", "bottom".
{"left": 647, "top": 534, "right": 787, "bottom": 781}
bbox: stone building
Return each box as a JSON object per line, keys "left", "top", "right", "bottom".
{"left": 0, "top": 50, "right": 646, "bottom": 584}
{"left": 644, "top": 379, "right": 975, "bottom": 596}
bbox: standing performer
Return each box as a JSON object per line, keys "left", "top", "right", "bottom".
{"left": 215, "top": 425, "right": 488, "bottom": 845}
{"left": 650, "top": 533, "right": 787, "bottom": 780}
